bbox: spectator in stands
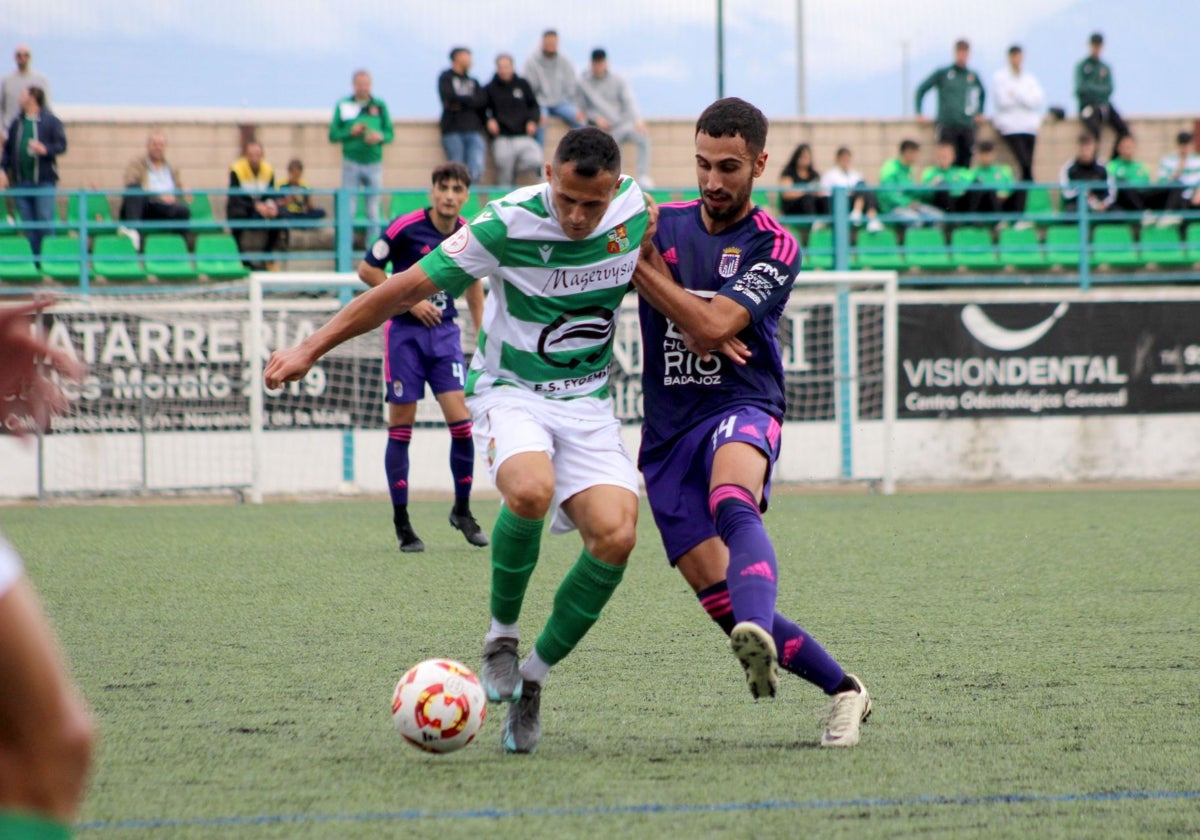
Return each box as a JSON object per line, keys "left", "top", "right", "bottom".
{"left": 119, "top": 130, "right": 190, "bottom": 249}
{"left": 1108, "top": 134, "right": 1165, "bottom": 216}
{"left": 964, "top": 140, "right": 1020, "bottom": 220}
{"left": 523, "top": 29, "right": 585, "bottom": 146}
{"left": 276, "top": 158, "right": 326, "bottom": 223}
{"left": 484, "top": 54, "right": 543, "bottom": 186}
{"left": 879, "top": 139, "right": 943, "bottom": 224}
{"left": 921, "top": 139, "right": 973, "bottom": 214}
{"left": 1157, "top": 131, "right": 1200, "bottom": 215}
{"left": 329, "top": 69, "right": 392, "bottom": 241}
{"left": 819, "top": 146, "right": 884, "bottom": 232}
{"left": 576, "top": 48, "right": 653, "bottom": 186}
{"left": 915, "top": 39, "right": 985, "bottom": 168}
{"left": 0, "top": 86, "right": 66, "bottom": 255}
{"left": 227, "top": 141, "right": 281, "bottom": 270}
{"left": 1060, "top": 133, "right": 1114, "bottom": 214}
{"left": 1075, "top": 33, "right": 1128, "bottom": 157}
{"left": 779, "top": 143, "right": 826, "bottom": 216}
{"left": 438, "top": 47, "right": 488, "bottom": 184}
{"left": 1, "top": 45, "right": 50, "bottom": 142}
{"left": 991, "top": 44, "right": 1044, "bottom": 203}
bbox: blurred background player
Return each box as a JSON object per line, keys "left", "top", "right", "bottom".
{"left": 266, "top": 128, "right": 649, "bottom": 755}
{"left": 0, "top": 298, "right": 95, "bottom": 838}
{"left": 632, "top": 97, "right": 871, "bottom": 748}
{"left": 357, "top": 162, "right": 487, "bottom": 552}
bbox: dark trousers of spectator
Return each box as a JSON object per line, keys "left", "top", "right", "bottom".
{"left": 120, "top": 193, "right": 191, "bottom": 228}
{"left": 780, "top": 193, "right": 829, "bottom": 216}
{"left": 229, "top": 214, "right": 284, "bottom": 269}
{"left": 1000, "top": 133, "right": 1036, "bottom": 212}
{"left": 938, "top": 124, "right": 976, "bottom": 168}
{"left": 1080, "top": 104, "right": 1130, "bottom": 157}
{"left": 928, "top": 188, "right": 970, "bottom": 214}
{"left": 1113, "top": 187, "right": 1176, "bottom": 213}
{"left": 964, "top": 189, "right": 1022, "bottom": 215}
{"left": 13, "top": 184, "right": 55, "bottom": 255}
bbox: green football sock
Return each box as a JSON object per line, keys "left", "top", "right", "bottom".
{"left": 489, "top": 506, "right": 544, "bottom": 624}
{"left": 534, "top": 549, "right": 626, "bottom": 666}
{"left": 0, "top": 812, "right": 73, "bottom": 839}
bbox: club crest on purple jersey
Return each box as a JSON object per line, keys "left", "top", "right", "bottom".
{"left": 718, "top": 247, "right": 742, "bottom": 278}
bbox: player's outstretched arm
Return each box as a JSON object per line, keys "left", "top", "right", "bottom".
{"left": 264, "top": 265, "right": 440, "bottom": 388}
{"left": 0, "top": 298, "right": 86, "bottom": 437}
{"left": 633, "top": 242, "right": 752, "bottom": 354}
{"left": 464, "top": 279, "right": 486, "bottom": 334}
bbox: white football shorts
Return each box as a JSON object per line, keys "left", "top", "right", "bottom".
{"left": 468, "top": 386, "right": 638, "bottom": 534}
{"left": 0, "top": 532, "right": 24, "bottom": 598}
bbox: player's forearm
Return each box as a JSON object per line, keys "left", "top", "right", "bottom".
{"left": 632, "top": 261, "right": 738, "bottom": 346}
{"left": 299, "top": 271, "right": 434, "bottom": 361}
{"left": 465, "top": 281, "right": 485, "bottom": 333}
{"left": 358, "top": 264, "right": 387, "bottom": 288}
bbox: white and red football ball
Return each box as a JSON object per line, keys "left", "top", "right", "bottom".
{"left": 391, "top": 658, "right": 487, "bottom": 753}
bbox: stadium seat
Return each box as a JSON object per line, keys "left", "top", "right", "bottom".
{"left": 1186, "top": 224, "right": 1200, "bottom": 262}
{"left": 186, "top": 193, "right": 215, "bottom": 222}
{"left": 389, "top": 191, "right": 426, "bottom": 218}
{"left": 1044, "top": 225, "right": 1083, "bottom": 269}
{"left": 194, "top": 233, "right": 249, "bottom": 280}
{"left": 92, "top": 234, "right": 148, "bottom": 282}
{"left": 1138, "top": 225, "right": 1189, "bottom": 267}
{"left": 1023, "top": 186, "right": 1058, "bottom": 221}
{"left": 751, "top": 189, "right": 776, "bottom": 214}
{"left": 1090, "top": 223, "right": 1140, "bottom": 268}
{"left": 803, "top": 225, "right": 834, "bottom": 270}
{"left": 903, "top": 227, "right": 952, "bottom": 271}
{"left": 997, "top": 226, "right": 1048, "bottom": 270}
{"left": 950, "top": 226, "right": 1000, "bottom": 269}
{"left": 64, "top": 192, "right": 115, "bottom": 230}
{"left": 0, "top": 237, "right": 43, "bottom": 283}
{"left": 0, "top": 213, "right": 19, "bottom": 237}
{"left": 852, "top": 227, "right": 903, "bottom": 270}
{"left": 459, "top": 193, "right": 483, "bottom": 221}
{"left": 646, "top": 189, "right": 678, "bottom": 207}
{"left": 38, "top": 235, "right": 83, "bottom": 283}
{"left": 143, "top": 233, "right": 198, "bottom": 281}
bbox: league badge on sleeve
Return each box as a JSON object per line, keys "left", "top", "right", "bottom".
{"left": 718, "top": 247, "right": 742, "bottom": 278}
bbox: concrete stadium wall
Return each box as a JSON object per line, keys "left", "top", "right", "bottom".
{"left": 53, "top": 106, "right": 1200, "bottom": 210}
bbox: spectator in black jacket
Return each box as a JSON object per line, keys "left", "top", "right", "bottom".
{"left": 0, "top": 86, "right": 65, "bottom": 254}
{"left": 1059, "top": 133, "right": 1114, "bottom": 213}
{"left": 438, "top": 47, "right": 488, "bottom": 184}
{"left": 484, "top": 54, "right": 543, "bottom": 186}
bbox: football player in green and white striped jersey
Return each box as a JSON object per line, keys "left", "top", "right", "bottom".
{"left": 266, "top": 127, "right": 651, "bottom": 754}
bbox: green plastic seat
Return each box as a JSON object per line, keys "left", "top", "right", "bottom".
{"left": 92, "top": 234, "right": 147, "bottom": 282}
{"left": 388, "top": 191, "right": 426, "bottom": 219}
{"left": 950, "top": 226, "right": 1000, "bottom": 270}
{"left": 903, "top": 227, "right": 952, "bottom": 270}
{"left": 997, "top": 226, "right": 1047, "bottom": 269}
{"left": 458, "top": 193, "right": 483, "bottom": 221}
{"left": 1184, "top": 224, "right": 1200, "bottom": 262}
{"left": 143, "top": 233, "right": 198, "bottom": 281}
{"left": 0, "top": 214, "right": 19, "bottom": 236}
{"left": 1090, "top": 223, "right": 1140, "bottom": 268}
{"left": 1023, "top": 186, "right": 1058, "bottom": 221}
{"left": 186, "top": 193, "right": 214, "bottom": 222}
{"left": 751, "top": 189, "right": 776, "bottom": 214}
{"left": 38, "top": 235, "right": 83, "bottom": 283}
{"left": 1044, "top": 225, "right": 1083, "bottom": 269}
{"left": 64, "top": 192, "right": 115, "bottom": 230}
{"left": 802, "top": 225, "right": 834, "bottom": 270}
{"left": 852, "top": 227, "right": 903, "bottom": 270}
{"left": 0, "top": 236, "right": 43, "bottom": 282}
{"left": 1138, "top": 225, "right": 1189, "bottom": 267}
{"left": 646, "top": 189, "right": 678, "bottom": 207}
{"left": 194, "top": 233, "right": 249, "bottom": 279}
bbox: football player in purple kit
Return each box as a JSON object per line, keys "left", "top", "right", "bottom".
{"left": 358, "top": 163, "right": 488, "bottom": 553}
{"left": 632, "top": 98, "right": 871, "bottom": 747}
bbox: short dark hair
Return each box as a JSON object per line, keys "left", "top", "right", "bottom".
{"left": 899, "top": 139, "right": 919, "bottom": 153}
{"left": 432, "top": 162, "right": 471, "bottom": 188}
{"left": 1078, "top": 133, "right": 1096, "bottom": 145}
{"left": 1008, "top": 44, "right": 1023, "bottom": 55}
{"left": 1177, "top": 131, "right": 1194, "bottom": 146}
{"left": 936, "top": 139, "right": 955, "bottom": 148}
{"left": 449, "top": 47, "right": 470, "bottom": 62}
{"left": 955, "top": 39, "right": 970, "bottom": 51}
{"left": 591, "top": 48, "right": 606, "bottom": 62}
{"left": 695, "top": 97, "right": 768, "bottom": 156}
{"left": 1089, "top": 32, "right": 1104, "bottom": 45}
{"left": 553, "top": 127, "right": 621, "bottom": 177}
{"left": 977, "top": 140, "right": 995, "bottom": 153}
{"left": 835, "top": 146, "right": 851, "bottom": 157}
{"left": 25, "top": 86, "right": 44, "bottom": 108}
{"left": 542, "top": 29, "right": 557, "bottom": 38}
{"left": 287, "top": 158, "right": 303, "bottom": 171}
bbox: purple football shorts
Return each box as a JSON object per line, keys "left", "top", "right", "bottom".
{"left": 383, "top": 319, "right": 466, "bottom": 404}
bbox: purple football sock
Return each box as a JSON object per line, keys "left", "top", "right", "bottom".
{"left": 447, "top": 419, "right": 474, "bottom": 512}
{"left": 385, "top": 425, "right": 412, "bottom": 506}
{"left": 710, "top": 484, "right": 777, "bottom": 630}
{"left": 772, "top": 612, "right": 847, "bottom": 694}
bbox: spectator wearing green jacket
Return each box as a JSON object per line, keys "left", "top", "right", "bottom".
{"left": 1075, "top": 33, "right": 1128, "bottom": 157}
{"left": 878, "top": 139, "right": 943, "bottom": 223}
{"left": 330, "top": 69, "right": 393, "bottom": 240}
{"left": 921, "top": 140, "right": 974, "bottom": 213}
{"left": 964, "top": 140, "right": 1021, "bottom": 218}
{"left": 915, "top": 39, "right": 985, "bottom": 168}
{"left": 1109, "top": 134, "right": 1176, "bottom": 215}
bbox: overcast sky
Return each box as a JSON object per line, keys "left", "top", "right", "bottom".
{"left": 4, "top": 0, "right": 1196, "bottom": 119}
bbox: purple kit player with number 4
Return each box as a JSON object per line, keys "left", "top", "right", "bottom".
{"left": 633, "top": 98, "right": 871, "bottom": 747}
{"left": 358, "top": 163, "right": 489, "bottom": 553}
